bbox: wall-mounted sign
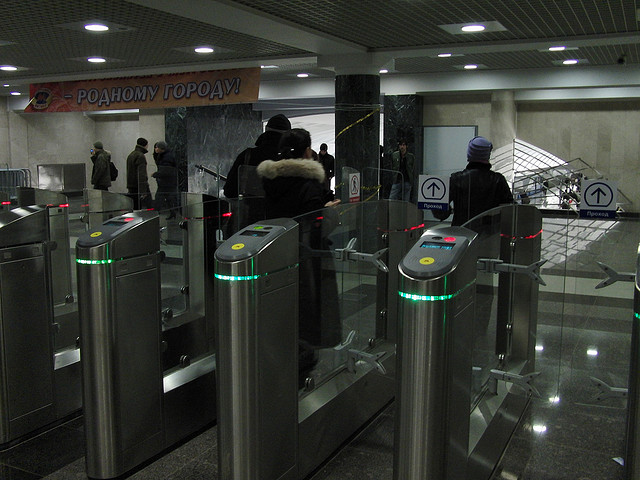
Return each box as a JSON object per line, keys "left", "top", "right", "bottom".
{"left": 417, "top": 174, "right": 449, "bottom": 211}
{"left": 348, "top": 173, "right": 361, "bottom": 203}
{"left": 579, "top": 179, "right": 618, "bottom": 219}
{"left": 25, "top": 67, "right": 260, "bottom": 113}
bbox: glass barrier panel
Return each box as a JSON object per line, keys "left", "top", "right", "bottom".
{"left": 293, "top": 199, "right": 425, "bottom": 392}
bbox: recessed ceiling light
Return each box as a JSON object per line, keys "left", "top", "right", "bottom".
{"left": 84, "top": 23, "right": 109, "bottom": 32}
{"left": 194, "top": 47, "right": 214, "bottom": 54}
{"left": 563, "top": 59, "right": 579, "bottom": 65}
{"left": 464, "top": 64, "right": 478, "bottom": 70}
{"left": 3, "top": 84, "right": 9, "bottom": 87}
{"left": 438, "top": 53, "right": 452, "bottom": 58}
{"left": 261, "top": 65, "right": 278, "bottom": 69}
{"left": 461, "top": 24, "right": 485, "bottom": 32}
{"left": 297, "top": 73, "right": 309, "bottom": 78}
{"left": 587, "top": 348, "right": 598, "bottom": 356}
{"left": 379, "top": 69, "right": 388, "bottom": 74}
{"left": 87, "top": 57, "right": 106, "bottom": 63}
{"left": 549, "top": 46, "right": 566, "bottom": 51}
{"left": 532, "top": 424, "right": 547, "bottom": 433}
{"left": 0, "top": 66, "right": 17, "bottom": 71}
{"left": 10, "top": 91, "right": 21, "bottom": 96}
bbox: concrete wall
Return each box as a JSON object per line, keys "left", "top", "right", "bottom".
{"left": 2, "top": 108, "right": 164, "bottom": 194}
{"left": 422, "top": 93, "right": 640, "bottom": 210}
{"left": 517, "top": 101, "right": 640, "bottom": 209}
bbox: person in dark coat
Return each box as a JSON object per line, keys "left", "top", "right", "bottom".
{"left": 90, "top": 141, "right": 111, "bottom": 191}
{"left": 317, "top": 143, "right": 335, "bottom": 191}
{"left": 435, "top": 136, "right": 514, "bottom": 226}
{"left": 257, "top": 128, "right": 341, "bottom": 387}
{"left": 126, "top": 137, "right": 152, "bottom": 209}
{"left": 224, "top": 114, "right": 291, "bottom": 228}
{"left": 152, "top": 141, "right": 178, "bottom": 218}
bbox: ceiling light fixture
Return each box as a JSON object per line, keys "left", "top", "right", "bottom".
{"left": 87, "top": 57, "right": 106, "bottom": 63}
{"left": 260, "top": 65, "right": 278, "bottom": 69}
{"left": 549, "top": 46, "right": 566, "bottom": 51}
{"left": 3, "top": 84, "right": 9, "bottom": 87}
{"left": 10, "top": 91, "right": 21, "bottom": 96}
{"left": 464, "top": 64, "right": 478, "bottom": 70}
{"left": 461, "top": 24, "right": 485, "bottom": 32}
{"left": 563, "top": 59, "right": 579, "bottom": 65}
{"left": 0, "top": 65, "right": 17, "bottom": 71}
{"left": 194, "top": 47, "right": 214, "bottom": 54}
{"left": 379, "top": 69, "right": 388, "bottom": 74}
{"left": 84, "top": 23, "right": 109, "bottom": 32}
{"left": 297, "top": 73, "right": 309, "bottom": 78}
{"left": 438, "top": 53, "right": 452, "bottom": 58}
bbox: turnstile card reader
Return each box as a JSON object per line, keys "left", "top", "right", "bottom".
{"left": 215, "top": 218, "right": 299, "bottom": 480}
{"left": 395, "top": 226, "right": 478, "bottom": 480}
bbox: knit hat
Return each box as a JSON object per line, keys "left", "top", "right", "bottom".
{"left": 93, "top": 141, "right": 103, "bottom": 149}
{"left": 155, "top": 141, "right": 167, "bottom": 150}
{"left": 137, "top": 137, "right": 148, "bottom": 147}
{"left": 265, "top": 114, "right": 291, "bottom": 133}
{"left": 467, "top": 136, "right": 493, "bottom": 163}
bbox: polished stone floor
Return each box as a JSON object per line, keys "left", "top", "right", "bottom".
{"left": 0, "top": 214, "right": 635, "bottom": 479}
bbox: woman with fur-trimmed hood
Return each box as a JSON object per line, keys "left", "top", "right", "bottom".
{"left": 257, "top": 128, "right": 337, "bottom": 218}
{"left": 257, "top": 128, "right": 341, "bottom": 386}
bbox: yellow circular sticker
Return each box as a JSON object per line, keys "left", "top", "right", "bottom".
{"left": 90, "top": 231, "right": 102, "bottom": 237}
{"left": 419, "top": 257, "right": 435, "bottom": 265}
{"left": 231, "top": 243, "right": 245, "bottom": 250}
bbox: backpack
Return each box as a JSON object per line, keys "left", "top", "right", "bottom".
{"left": 110, "top": 161, "right": 118, "bottom": 181}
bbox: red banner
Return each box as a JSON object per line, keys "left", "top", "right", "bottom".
{"left": 25, "top": 67, "right": 260, "bottom": 113}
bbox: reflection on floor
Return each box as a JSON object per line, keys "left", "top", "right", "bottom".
{"left": 2, "top": 217, "right": 636, "bottom": 479}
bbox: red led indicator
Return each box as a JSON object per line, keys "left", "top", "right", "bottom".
{"left": 124, "top": 217, "right": 134, "bottom": 222}
{"left": 1, "top": 201, "right": 10, "bottom": 205}
{"left": 444, "top": 237, "right": 456, "bottom": 242}
{"left": 58, "top": 203, "right": 69, "bottom": 208}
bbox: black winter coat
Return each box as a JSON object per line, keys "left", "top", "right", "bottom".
{"left": 224, "top": 130, "right": 282, "bottom": 199}
{"left": 257, "top": 157, "right": 341, "bottom": 348}
{"left": 152, "top": 150, "right": 177, "bottom": 192}
{"left": 444, "top": 162, "right": 514, "bottom": 226}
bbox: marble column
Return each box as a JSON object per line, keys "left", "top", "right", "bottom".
{"left": 490, "top": 91, "right": 517, "bottom": 150}
{"left": 383, "top": 95, "right": 424, "bottom": 201}
{"left": 165, "top": 104, "right": 262, "bottom": 196}
{"left": 335, "top": 74, "right": 381, "bottom": 202}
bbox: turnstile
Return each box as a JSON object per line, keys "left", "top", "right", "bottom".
{"left": 215, "top": 218, "right": 299, "bottom": 480}
{"left": 77, "top": 209, "right": 217, "bottom": 479}
{"left": 395, "top": 226, "right": 478, "bottom": 479}
{"left": 625, "top": 248, "right": 640, "bottom": 479}
{"left": 82, "top": 188, "right": 133, "bottom": 230}
{"left": 0, "top": 206, "right": 72, "bottom": 444}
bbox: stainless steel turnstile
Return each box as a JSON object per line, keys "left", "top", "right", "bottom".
{"left": 82, "top": 188, "right": 133, "bottom": 230}
{"left": 215, "top": 219, "right": 300, "bottom": 480}
{"left": 77, "top": 208, "right": 217, "bottom": 479}
{"left": 0, "top": 207, "right": 59, "bottom": 443}
{"left": 395, "top": 226, "right": 478, "bottom": 479}
{"left": 625, "top": 249, "right": 640, "bottom": 479}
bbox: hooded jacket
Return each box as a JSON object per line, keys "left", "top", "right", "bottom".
{"left": 91, "top": 149, "right": 111, "bottom": 189}
{"left": 257, "top": 157, "right": 328, "bottom": 219}
{"left": 258, "top": 156, "right": 341, "bottom": 348}
{"left": 224, "top": 130, "right": 282, "bottom": 198}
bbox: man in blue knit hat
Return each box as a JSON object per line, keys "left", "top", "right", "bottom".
{"left": 435, "top": 135, "right": 513, "bottom": 226}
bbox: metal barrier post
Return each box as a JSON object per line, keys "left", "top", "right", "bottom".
{"left": 625, "top": 249, "right": 640, "bottom": 479}
{"left": 214, "top": 219, "right": 299, "bottom": 480}
{"left": 394, "top": 226, "right": 478, "bottom": 479}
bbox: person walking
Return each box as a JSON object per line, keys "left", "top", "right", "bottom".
{"left": 126, "top": 137, "right": 152, "bottom": 210}
{"left": 90, "top": 141, "right": 111, "bottom": 191}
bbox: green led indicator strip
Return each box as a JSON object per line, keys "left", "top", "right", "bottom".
{"left": 214, "top": 264, "right": 298, "bottom": 282}
{"left": 214, "top": 273, "right": 261, "bottom": 281}
{"left": 399, "top": 280, "right": 475, "bottom": 302}
{"left": 635, "top": 312, "right": 640, "bottom": 321}
{"left": 76, "top": 259, "right": 114, "bottom": 265}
